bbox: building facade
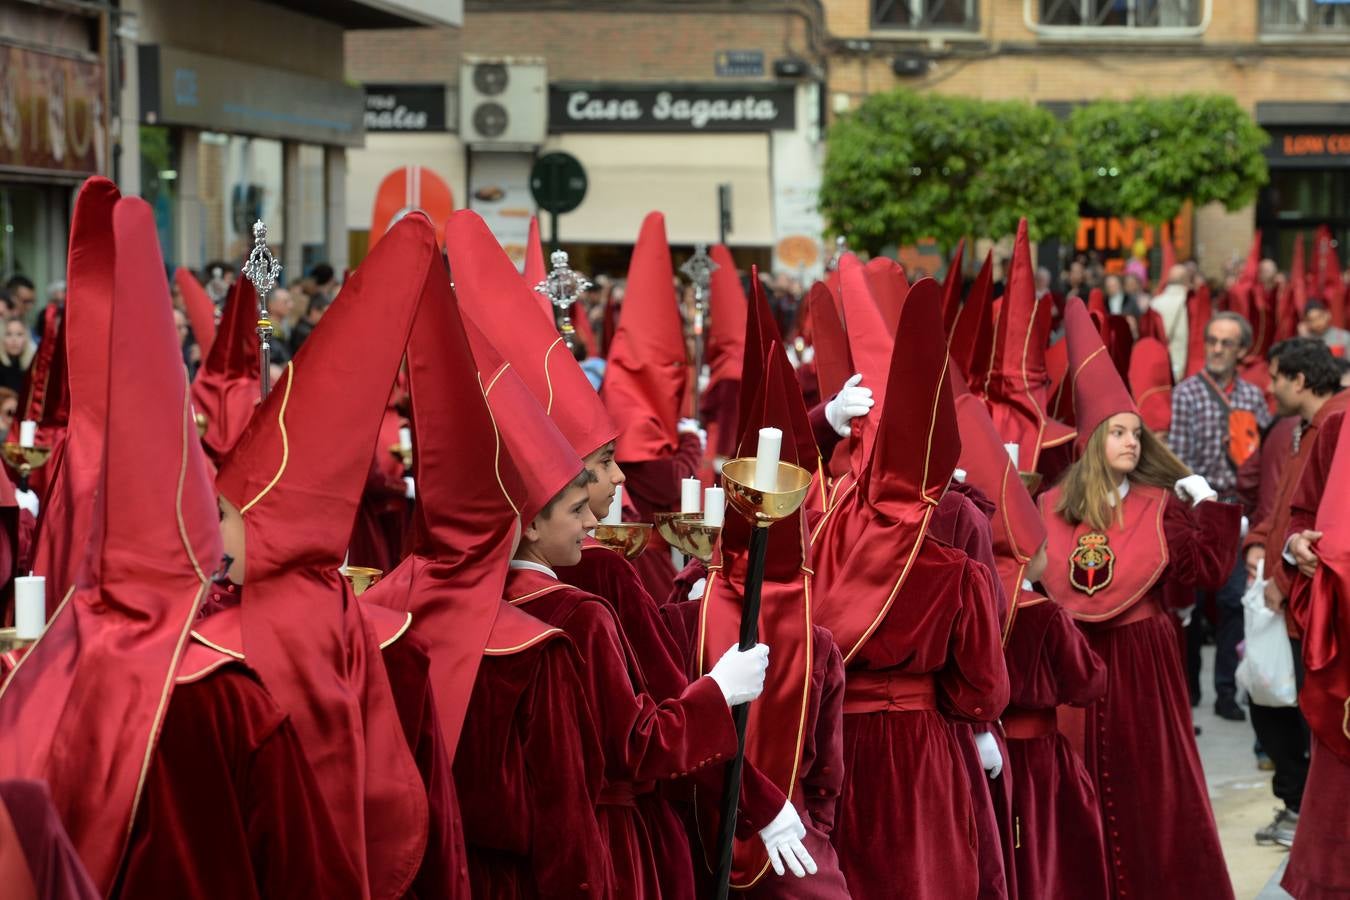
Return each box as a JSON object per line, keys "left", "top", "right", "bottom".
{"left": 821, "top": 0, "right": 1350, "bottom": 274}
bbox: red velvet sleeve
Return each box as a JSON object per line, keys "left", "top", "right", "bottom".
{"left": 1287, "top": 410, "right": 1346, "bottom": 541}
{"left": 801, "top": 634, "right": 846, "bottom": 835}
{"left": 937, "top": 558, "right": 1010, "bottom": 723}
{"left": 1161, "top": 495, "right": 1243, "bottom": 591}
{"left": 809, "top": 400, "right": 844, "bottom": 462}
{"left": 565, "top": 600, "right": 738, "bottom": 783}
{"left": 1044, "top": 603, "right": 1107, "bottom": 707}
{"left": 523, "top": 644, "right": 612, "bottom": 898}
{"left": 620, "top": 434, "right": 705, "bottom": 519}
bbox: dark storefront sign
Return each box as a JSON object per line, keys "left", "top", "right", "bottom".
{"left": 549, "top": 84, "right": 795, "bottom": 133}
{"left": 139, "top": 45, "right": 365, "bottom": 146}
{"left": 1263, "top": 127, "right": 1350, "bottom": 169}
{"left": 0, "top": 45, "right": 105, "bottom": 177}
{"left": 714, "top": 50, "right": 765, "bottom": 78}
{"left": 364, "top": 84, "right": 450, "bottom": 132}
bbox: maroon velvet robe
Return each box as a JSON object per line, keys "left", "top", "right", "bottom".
{"left": 831, "top": 542, "right": 1009, "bottom": 900}
{"left": 453, "top": 627, "right": 613, "bottom": 898}
{"left": 1002, "top": 593, "right": 1110, "bottom": 899}
{"left": 1046, "top": 496, "right": 1240, "bottom": 900}
{"left": 504, "top": 566, "right": 740, "bottom": 899}
{"left": 621, "top": 433, "right": 703, "bottom": 600}
{"left": 0, "top": 780, "right": 99, "bottom": 900}
{"left": 349, "top": 457, "right": 411, "bottom": 572}
{"left": 116, "top": 665, "right": 362, "bottom": 898}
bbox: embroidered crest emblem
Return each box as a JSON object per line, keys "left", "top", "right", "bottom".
{"left": 1068, "top": 532, "right": 1115, "bottom": 596}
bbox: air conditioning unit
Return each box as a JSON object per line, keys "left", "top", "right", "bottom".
{"left": 459, "top": 56, "right": 547, "bottom": 148}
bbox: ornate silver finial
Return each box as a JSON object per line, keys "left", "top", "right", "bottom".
{"left": 680, "top": 244, "right": 718, "bottom": 420}
{"left": 826, "top": 235, "right": 848, "bottom": 272}
{"left": 679, "top": 243, "right": 718, "bottom": 296}
{"left": 241, "top": 219, "right": 281, "bottom": 400}
{"left": 536, "top": 249, "right": 592, "bottom": 348}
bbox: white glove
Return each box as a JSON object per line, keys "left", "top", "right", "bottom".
{"left": 707, "top": 642, "right": 769, "bottom": 707}
{"left": 678, "top": 418, "right": 708, "bottom": 453}
{"left": 953, "top": 468, "right": 968, "bottom": 484}
{"left": 1174, "top": 474, "right": 1218, "bottom": 506}
{"left": 974, "top": 731, "right": 1003, "bottom": 779}
{"left": 688, "top": 577, "right": 707, "bottom": 601}
{"left": 14, "top": 489, "right": 38, "bottom": 518}
{"left": 824, "top": 373, "right": 875, "bottom": 437}
{"left": 758, "top": 802, "right": 818, "bottom": 878}
{"left": 404, "top": 476, "right": 416, "bottom": 500}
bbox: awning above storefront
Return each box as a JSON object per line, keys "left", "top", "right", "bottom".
{"left": 538, "top": 132, "right": 773, "bottom": 246}
{"left": 257, "top": 0, "right": 461, "bottom": 27}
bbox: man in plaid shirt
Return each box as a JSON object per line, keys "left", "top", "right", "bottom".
{"left": 1169, "top": 312, "right": 1271, "bottom": 721}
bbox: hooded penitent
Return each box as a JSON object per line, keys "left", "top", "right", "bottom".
{"left": 983, "top": 219, "right": 1076, "bottom": 471}
{"left": 836, "top": 252, "right": 896, "bottom": 475}
{"left": 940, "top": 239, "right": 966, "bottom": 335}
{"left": 1129, "top": 337, "right": 1175, "bottom": 435}
{"left": 602, "top": 212, "right": 687, "bottom": 462}
{"left": 812, "top": 279, "right": 961, "bottom": 661}
{"left": 189, "top": 275, "right": 261, "bottom": 463}
{"left": 175, "top": 267, "right": 217, "bottom": 357}
{"left": 207, "top": 215, "right": 437, "bottom": 900}
{"left": 702, "top": 244, "right": 749, "bottom": 458}
{"left": 30, "top": 177, "right": 118, "bottom": 606}
{"left": 0, "top": 194, "right": 222, "bottom": 894}
{"left": 1059, "top": 297, "right": 1141, "bottom": 456}
{"left": 807, "top": 281, "right": 852, "bottom": 407}
{"left": 947, "top": 250, "right": 996, "bottom": 395}
{"left": 864, "top": 257, "right": 909, "bottom": 336}
{"left": 447, "top": 210, "right": 618, "bottom": 460}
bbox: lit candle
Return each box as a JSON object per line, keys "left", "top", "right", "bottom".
{"left": 399, "top": 426, "right": 413, "bottom": 452}
{"left": 1004, "top": 442, "right": 1020, "bottom": 470}
{"left": 14, "top": 575, "right": 45, "bottom": 640}
{"left": 753, "top": 427, "right": 782, "bottom": 491}
{"left": 703, "top": 487, "right": 725, "bottom": 527}
{"left": 18, "top": 420, "right": 36, "bottom": 449}
{"left": 680, "top": 478, "right": 702, "bottom": 514}
{"left": 603, "top": 484, "right": 624, "bottom": 525}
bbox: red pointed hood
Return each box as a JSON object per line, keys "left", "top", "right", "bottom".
{"left": 1160, "top": 222, "right": 1178, "bottom": 277}
{"left": 1063, "top": 298, "right": 1139, "bottom": 452}
{"left": 1314, "top": 225, "right": 1347, "bottom": 329}
{"left": 807, "top": 281, "right": 852, "bottom": 403}
{"left": 214, "top": 215, "right": 435, "bottom": 900}
{"left": 1241, "top": 229, "right": 1263, "bottom": 286}
{"left": 465, "top": 318, "right": 584, "bottom": 525}
{"left": 948, "top": 250, "right": 995, "bottom": 391}
{"left": 189, "top": 275, "right": 261, "bottom": 461}
{"left": 864, "top": 256, "right": 910, "bottom": 335}
{"left": 736, "top": 266, "right": 790, "bottom": 441}
{"left": 706, "top": 244, "right": 748, "bottom": 390}
{"left": 16, "top": 302, "right": 69, "bottom": 444}
{"left": 523, "top": 216, "right": 554, "bottom": 322}
{"left": 447, "top": 210, "right": 617, "bottom": 460}
{"left": 1185, "top": 282, "right": 1212, "bottom": 378}
{"left": 1277, "top": 234, "right": 1305, "bottom": 342}
{"left": 953, "top": 388, "right": 1046, "bottom": 634}
{"left": 0, "top": 194, "right": 219, "bottom": 894}
{"left": 175, "top": 267, "right": 217, "bottom": 356}
{"left": 1086, "top": 287, "right": 1108, "bottom": 320}
{"left": 738, "top": 276, "right": 819, "bottom": 474}
{"left": 940, "top": 239, "right": 965, "bottom": 334}
{"left": 602, "top": 212, "right": 686, "bottom": 461}
{"left": 1128, "top": 336, "right": 1174, "bottom": 435}
{"left": 361, "top": 267, "right": 523, "bottom": 757}
{"left": 31, "top": 176, "right": 118, "bottom": 602}
{"left": 838, "top": 252, "right": 893, "bottom": 468}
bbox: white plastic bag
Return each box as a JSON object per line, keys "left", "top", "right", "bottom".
{"left": 1236, "top": 560, "right": 1298, "bottom": 708}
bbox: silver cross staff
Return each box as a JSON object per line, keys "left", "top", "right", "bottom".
{"left": 241, "top": 220, "right": 282, "bottom": 401}
{"left": 679, "top": 244, "right": 718, "bottom": 420}
{"left": 826, "top": 235, "right": 848, "bottom": 272}
{"left": 536, "top": 249, "right": 592, "bottom": 351}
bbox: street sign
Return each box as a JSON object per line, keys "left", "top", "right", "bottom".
{"left": 530, "top": 152, "right": 588, "bottom": 214}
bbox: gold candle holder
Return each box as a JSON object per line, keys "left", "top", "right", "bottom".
{"left": 592, "top": 523, "right": 653, "bottom": 560}
{"left": 340, "top": 565, "right": 383, "bottom": 596}
{"left": 388, "top": 444, "right": 413, "bottom": 470}
{"left": 653, "top": 512, "right": 721, "bottom": 564}
{"left": 0, "top": 627, "right": 35, "bottom": 654}
{"left": 1, "top": 443, "right": 53, "bottom": 492}
{"left": 1018, "top": 471, "right": 1043, "bottom": 494}
{"left": 719, "top": 458, "right": 813, "bottom": 528}
{"left": 194, "top": 412, "right": 209, "bottom": 439}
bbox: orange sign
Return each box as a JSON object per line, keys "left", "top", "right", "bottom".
{"left": 369, "top": 165, "right": 454, "bottom": 251}
{"left": 1075, "top": 205, "right": 1193, "bottom": 259}
{"left": 1281, "top": 133, "right": 1350, "bottom": 157}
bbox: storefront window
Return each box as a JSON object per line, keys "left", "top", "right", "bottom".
{"left": 872, "top": 0, "right": 978, "bottom": 29}
{"left": 297, "top": 144, "right": 328, "bottom": 275}
{"left": 0, "top": 187, "right": 45, "bottom": 293}
{"left": 197, "top": 132, "right": 285, "bottom": 264}
{"left": 140, "top": 125, "right": 178, "bottom": 265}
{"left": 1257, "top": 169, "right": 1350, "bottom": 269}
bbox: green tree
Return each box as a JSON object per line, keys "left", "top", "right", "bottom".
{"left": 1071, "top": 94, "right": 1269, "bottom": 223}
{"left": 819, "top": 90, "right": 1081, "bottom": 254}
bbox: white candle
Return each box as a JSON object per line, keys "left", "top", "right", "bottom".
{"left": 18, "top": 420, "right": 36, "bottom": 449}
{"left": 680, "top": 478, "right": 702, "bottom": 514}
{"left": 399, "top": 426, "right": 413, "bottom": 452}
{"left": 1004, "top": 442, "right": 1020, "bottom": 470}
{"left": 603, "top": 484, "right": 624, "bottom": 525}
{"left": 14, "top": 575, "right": 45, "bottom": 640}
{"left": 753, "top": 427, "right": 783, "bottom": 491}
{"left": 703, "top": 487, "right": 725, "bottom": 528}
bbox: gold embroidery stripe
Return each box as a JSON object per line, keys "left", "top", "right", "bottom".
{"left": 190, "top": 630, "right": 245, "bottom": 660}
{"left": 240, "top": 361, "right": 294, "bottom": 514}
{"left": 378, "top": 611, "right": 414, "bottom": 649}
{"left": 484, "top": 627, "right": 564, "bottom": 655}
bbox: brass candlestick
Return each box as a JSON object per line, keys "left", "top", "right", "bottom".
{"left": 339, "top": 565, "right": 383, "bottom": 597}
{"left": 653, "top": 512, "right": 721, "bottom": 564}
{"left": 592, "top": 523, "right": 653, "bottom": 560}
{"left": 711, "top": 455, "right": 812, "bottom": 900}
{"left": 1, "top": 443, "right": 53, "bottom": 493}
{"left": 1018, "top": 471, "right": 1043, "bottom": 494}
{"left": 388, "top": 443, "right": 413, "bottom": 471}
{"left": 0, "top": 627, "right": 35, "bottom": 654}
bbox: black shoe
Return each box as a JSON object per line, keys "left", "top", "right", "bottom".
{"left": 1215, "top": 694, "right": 1246, "bottom": 721}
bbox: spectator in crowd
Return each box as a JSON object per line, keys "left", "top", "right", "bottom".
{"left": 1301, "top": 299, "right": 1350, "bottom": 356}
{"left": 0, "top": 291, "right": 13, "bottom": 320}
{"left": 0, "top": 386, "right": 16, "bottom": 437}
{"left": 1169, "top": 311, "right": 1271, "bottom": 720}
{"left": 5, "top": 275, "right": 36, "bottom": 329}
{"left": 172, "top": 308, "right": 201, "bottom": 379}
{"left": 0, "top": 317, "right": 37, "bottom": 393}
{"left": 1258, "top": 258, "right": 1282, "bottom": 299}
{"left": 1151, "top": 264, "right": 1193, "bottom": 381}
{"left": 46, "top": 280, "right": 66, "bottom": 309}
{"left": 308, "top": 263, "right": 338, "bottom": 302}
{"left": 1034, "top": 266, "right": 1054, "bottom": 301}
{"left": 289, "top": 292, "right": 331, "bottom": 356}
{"left": 1103, "top": 273, "right": 1142, "bottom": 319}
{"left": 268, "top": 286, "right": 296, "bottom": 344}
{"left": 203, "top": 261, "right": 233, "bottom": 304}
{"left": 1062, "top": 258, "right": 1088, "bottom": 300}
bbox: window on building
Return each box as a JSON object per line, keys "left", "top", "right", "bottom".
{"left": 872, "top": 0, "right": 978, "bottom": 30}
{"left": 1037, "top": 0, "right": 1202, "bottom": 28}
{"left": 1260, "top": 0, "right": 1350, "bottom": 33}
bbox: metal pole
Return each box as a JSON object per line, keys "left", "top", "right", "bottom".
{"left": 242, "top": 219, "right": 282, "bottom": 401}
{"left": 712, "top": 524, "right": 770, "bottom": 900}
